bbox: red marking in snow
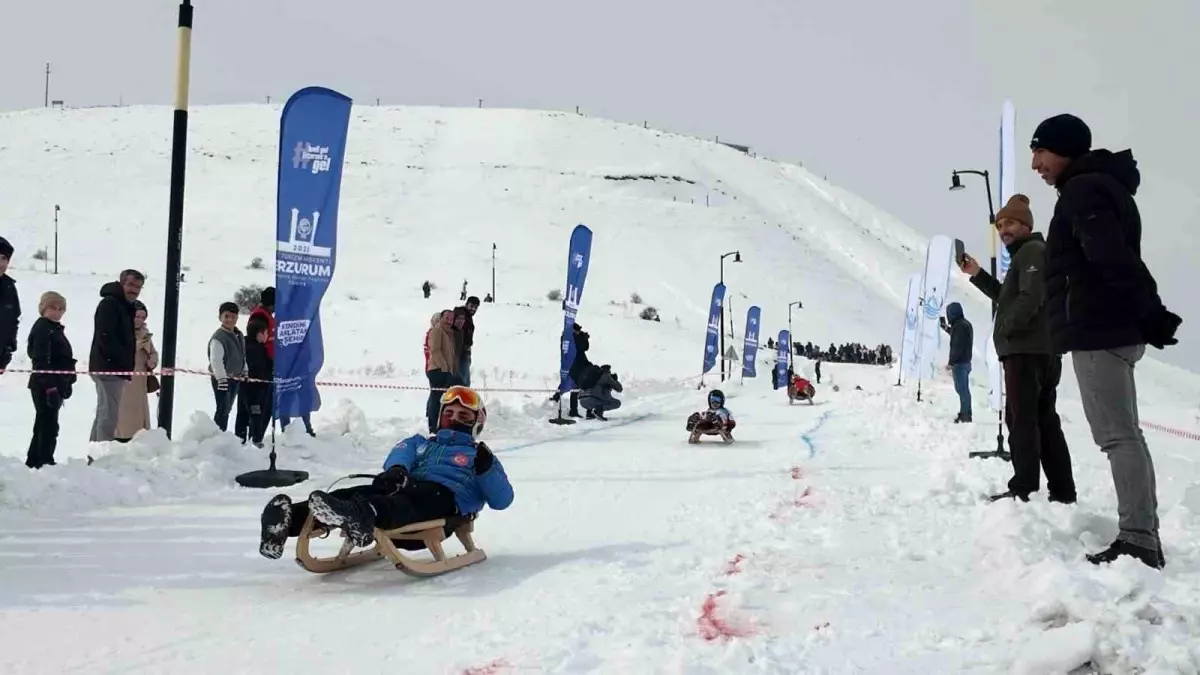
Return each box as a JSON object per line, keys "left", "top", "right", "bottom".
{"left": 463, "top": 659, "right": 511, "bottom": 675}
{"left": 697, "top": 591, "right": 755, "bottom": 641}
{"left": 790, "top": 466, "right": 804, "bottom": 480}
{"left": 723, "top": 554, "right": 747, "bottom": 575}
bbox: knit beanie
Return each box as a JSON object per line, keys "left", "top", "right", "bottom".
{"left": 0, "top": 236, "right": 13, "bottom": 259}
{"left": 995, "top": 194, "right": 1033, "bottom": 229}
{"left": 1030, "top": 114, "right": 1092, "bottom": 158}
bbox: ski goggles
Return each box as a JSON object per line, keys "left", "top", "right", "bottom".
{"left": 440, "top": 385, "right": 483, "bottom": 411}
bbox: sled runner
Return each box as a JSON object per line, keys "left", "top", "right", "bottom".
{"left": 295, "top": 511, "right": 486, "bottom": 578}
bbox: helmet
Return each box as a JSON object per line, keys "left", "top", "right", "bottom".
{"left": 708, "top": 389, "right": 725, "bottom": 409}
{"left": 438, "top": 385, "right": 487, "bottom": 439}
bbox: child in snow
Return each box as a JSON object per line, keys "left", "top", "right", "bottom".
{"left": 686, "top": 389, "right": 736, "bottom": 443}
{"left": 258, "top": 386, "right": 514, "bottom": 559}
{"left": 208, "top": 302, "right": 246, "bottom": 433}
{"left": 237, "top": 316, "right": 273, "bottom": 448}
{"left": 26, "top": 291, "right": 76, "bottom": 468}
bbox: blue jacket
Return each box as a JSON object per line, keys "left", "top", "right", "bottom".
{"left": 382, "top": 429, "right": 514, "bottom": 515}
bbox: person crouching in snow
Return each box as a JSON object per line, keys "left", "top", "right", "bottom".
{"left": 579, "top": 364, "right": 622, "bottom": 420}
{"left": 258, "top": 385, "right": 514, "bottom": 559}
{"left": 686, "top": 389, "right": 736, "bottom": 443}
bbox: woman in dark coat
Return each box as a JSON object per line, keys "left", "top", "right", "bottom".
{"left": 27, "top": 291, "right": 77, "bottom": 468}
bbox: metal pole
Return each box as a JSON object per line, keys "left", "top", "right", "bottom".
{"left": 53, "top": 205, "right": 59, "bottom": 274}
{"left": 157, "top": 0, "right": 194, "bottom": 439}
{"left": 44, "top": 63, "right": 50, "bottom": 108}
{"left": 982, "top": 170, "right": 1006, "bottom": 457}
{"left": 719, "top": 258, "right": 725, "bottom": 382}
{"left": 491, "top": 243, "right": 496, "bottom": 301}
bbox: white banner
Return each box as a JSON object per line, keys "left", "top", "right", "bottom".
{"left": 918, "top": 235, "right": 954, "bottom": 382}
{"left": 985, "top": 321, "right": 1004, "bottom": 411}
{"left": 899, "top": 272, "right": 922, "bottom": 384}
{"left": 998, "top": 100, "right": 1016, "bottom": 281}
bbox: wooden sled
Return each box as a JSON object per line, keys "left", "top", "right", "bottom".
{"left": 787, "top": 382, "right": 816, "bottom": 405}
{"left": 295, "top": 512, "right": 486, "bottom": 578}
{"left": 688, "top": 426, "right": 734, "bottom": 444}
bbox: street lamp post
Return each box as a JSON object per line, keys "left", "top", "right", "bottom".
{"left": 718, "top": 250, "right": 741, "bottom": 382}
{"left": 788, "top": 301, "right": 802, "bottom": 369}
{"left": 949, "top": 169, "right": 997, "bottom": 317}
{"left": 950, "top": 169, "right": 1008, "bottom": 462}
{"left": 491, "top": 242, "right": 496, "bottom": 302}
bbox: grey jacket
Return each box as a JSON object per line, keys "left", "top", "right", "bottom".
{"left": 969, "top": 234, "right": 1052, "bottom": 357}
{"left": 208, "top": 327, "right": 247, "bottom": 380}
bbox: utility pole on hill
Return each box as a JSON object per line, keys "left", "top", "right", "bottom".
{"left": 44, "top": 63, "right": 50, "bottom": 107}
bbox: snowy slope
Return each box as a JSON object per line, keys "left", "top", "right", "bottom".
{"left": 0, "top": 105, "right": 1198, "bottom": 674}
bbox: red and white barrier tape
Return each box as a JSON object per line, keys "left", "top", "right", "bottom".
{"left": 1140, "top": 420, "right": 1200, "bottom": 442}
{"left": 1, "top": 366, "right": 709, "bottom": 395}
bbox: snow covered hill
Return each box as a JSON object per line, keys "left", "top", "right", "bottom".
{"left": 0, "top": 105, "right": 1198, "bottom": 673}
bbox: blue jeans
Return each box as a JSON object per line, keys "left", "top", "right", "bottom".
{"left": 458, "top": 354, "right": 471, "bottom": 387}
{"left": 210, "top": 378, "right": 241, "bottom": 432}
{"left": 951, "top": 363, "right": 972, "bottom": 416}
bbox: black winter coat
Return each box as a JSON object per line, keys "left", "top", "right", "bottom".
{"left": 89, "top": 281, "right": 136, "bottom": 380}
{"left": 942, "top": 302, "right": 973, "bottom": 366}
{"left": 567, "top": 328, "right": 593, "bottom": 384}
{"left": 970, "top": 234, "right": 1052, "bottom": 357}
{"left": 1044, "top": 149, "right": 1181, "bottom": 353}
{"left": 27, "top": 317, "right": 77, "bottom": 397}
{"left": 0, "top": 274, "right": 19, "bottom": 367}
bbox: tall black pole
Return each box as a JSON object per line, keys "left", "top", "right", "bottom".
{"left": 53, "top": 205, "right": 59, "bottom": 274}
{"left": 719, "top": 259, "right": 725, "bottom": 382}
{"left": 157, "top": 0, "right": 194, "bottom": 439}
{"left": 491, "top": 242, "right": 496, "bottom": 301}
{"left": 44, "top": 63, "right": 50, "bottom": 108}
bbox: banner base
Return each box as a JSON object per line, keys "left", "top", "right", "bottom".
{"left": 548, "top": 396, "right": 577, "bottom": 426}
{"left": 236, "top": 468, "right": 310, "bottom": 489}
{"left": 968, "top": 450, "right": 1011, "bottom": 462}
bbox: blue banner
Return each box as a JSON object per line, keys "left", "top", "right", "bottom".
{"left": 773, "top": 330, "right": 790, "bottom": 389}
{"left": 742, "top": 305, "right": 761, "bottom": 377}
{"left": 273, "top": 87, "right": 352, "bottom": 419}
{"left": 702, "top": 282, "right": 726, "bottom": 374}
{"left": 558, "top": 224, "right": 593, "bottom": 392}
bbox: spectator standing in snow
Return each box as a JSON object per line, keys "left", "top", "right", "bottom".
{"left": 579, "top": 365, "right": 622, "bottom": 420}
{"left": 451, "top": 306, "right": 468, "bottom": 384}
{"left": 0, "top": 236, "right": 19, "bottom": 373}
{"left": 208, "top": 302, "right": 246, "bottom": 433}
{"left": 460, "top": 279, "right": 468, "bottom": 302}
{"left": 249, "top": 286, "right": 275, "bottom": 360}
{"left": 89, "top": 269, "right": 142, "bottom": 443}
{"left": 565, "top": 322, "right": 594, "bottom": 418}
{"left": 114, "top": 300, "right": 159, "bottom": 442}
{"left": 939, "top": 302, "right": 973, "bottom": 423}
{"left": 26, "top": 291, "right": 76, "bottom": 468}
{"left": 239, "top": 317, "right": 273, "bottom": 447}
{"left": 959, "top": 194, "right": 1076, "bottom": 504}
{"left": 422, "top": 281, "right": 432, "bottom": 299}
{"left": 424, "top": 310, "right": 458, "bottom": 432}
{"left": 1032, "top": 114, "right": 1181, "bottom": 568}
{"left": 814, "top": 359, "right": 822, "bottom": 384}
{"left": 454, "top": 295, "right": 479, "bottom": 386}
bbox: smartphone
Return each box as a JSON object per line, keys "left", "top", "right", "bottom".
{"left": 953, "top": 238, "right": 966, "bottom": 265}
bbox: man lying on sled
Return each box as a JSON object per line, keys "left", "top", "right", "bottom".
{"left": 258, "top": 385, "right": 515, "bottom": 559}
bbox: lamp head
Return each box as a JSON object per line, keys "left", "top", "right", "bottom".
{"left": 733, "top": 251, "right": 742, "bottom": 263}
{"left": 949, "top": 172, "right": 965, "bottom": 192}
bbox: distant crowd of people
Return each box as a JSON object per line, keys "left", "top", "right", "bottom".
{"left": 764, "top": 337, "right": 894, "bottom": 367}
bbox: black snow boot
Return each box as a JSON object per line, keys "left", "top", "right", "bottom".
{"left": 586, "top": 409, "right": 609, "bottom": 421}
{"left": 988, "top": 490, "right": 1030, "bottom": 503}
{"left": 259, "top": 494, "right": 293, "bottom": 560}
{"left": 1086, "top": 539, "right": 1164, "bottom": 570}
{"left": 307, "top": 490, "right": 377, "bottom": 549}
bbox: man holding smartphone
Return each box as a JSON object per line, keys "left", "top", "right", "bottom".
{"left": 958, "top": 194, "right": 1076, "bottom": 504}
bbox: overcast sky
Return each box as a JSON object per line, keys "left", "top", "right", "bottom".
{"left": 4, "top": 0, "right": 1197, "bottom": 370}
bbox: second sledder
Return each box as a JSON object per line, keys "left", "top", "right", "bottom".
{"left": 686, "top": 389, "right": 736, "bottom": 444}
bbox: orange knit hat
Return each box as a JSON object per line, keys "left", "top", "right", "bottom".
{"left": 996, "top": 194, "right": 1033, "bottom": 229}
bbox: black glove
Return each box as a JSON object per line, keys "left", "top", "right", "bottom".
{"left": 1143, "top": 309, "right": 1182, "bottom": 350}
{"left": 372, "top": 466, "right": 411, "bottom": 495}
{"left": 474, "top": 442, "right": 494, "bottom": 475}
{"left": 46, "top": 388, "right": 62, "bottom": 409}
